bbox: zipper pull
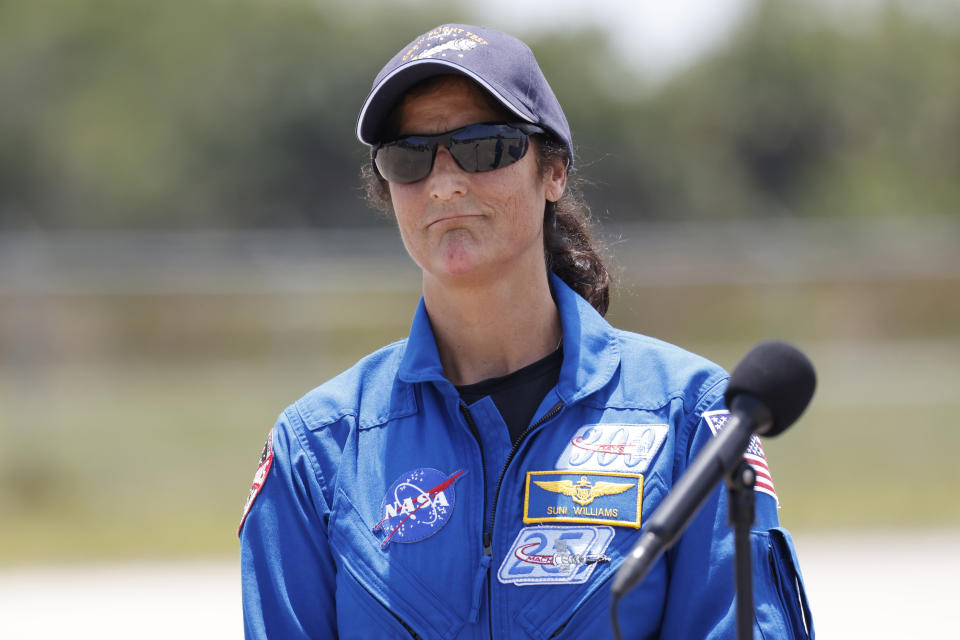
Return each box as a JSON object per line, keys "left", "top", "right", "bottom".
{"left": 468, "top": 551, "right": 492, "bottom": 623}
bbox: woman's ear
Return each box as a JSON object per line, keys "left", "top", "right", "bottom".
{"left": 544, "top": 156, "right": 567, "bottom": 203}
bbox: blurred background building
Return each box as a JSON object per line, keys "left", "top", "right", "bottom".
{"left": 1, "top": 0, "right": 958, "bottom": 636}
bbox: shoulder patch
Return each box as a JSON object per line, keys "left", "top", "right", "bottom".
{"left": 702, "top": 410, "right": 778, "bottom": 504}
{"left": 237, "top": 430, "right": 275, "bottom": 537}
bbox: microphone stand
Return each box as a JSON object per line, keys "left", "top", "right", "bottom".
{"left": 726, "top": 460, "right": 757, "bottom": 640}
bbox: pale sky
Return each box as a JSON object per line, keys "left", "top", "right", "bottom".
{"left": 352, "top": 0, "right": 944, "bottom": 82}
{"left": 471, "top": 0, "right": 753, "bottom": 82}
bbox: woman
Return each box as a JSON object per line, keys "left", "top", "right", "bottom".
{"left": 240, "top": 24, "right": 813, "bottom": 639}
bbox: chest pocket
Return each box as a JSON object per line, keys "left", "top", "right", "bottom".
{"left": 329, "top": 487, "right": 468, "bottom": 639}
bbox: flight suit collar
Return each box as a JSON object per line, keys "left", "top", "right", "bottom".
{"left": 397, "top": 272, "right": 620, "bottom": 404}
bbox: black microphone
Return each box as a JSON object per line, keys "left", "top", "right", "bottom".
{"left": 610, "top": 340, "right": 816, "bottom": 599}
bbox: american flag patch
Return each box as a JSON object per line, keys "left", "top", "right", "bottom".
{"left": 702, "top": 410, "right": 778, "bottom": 504}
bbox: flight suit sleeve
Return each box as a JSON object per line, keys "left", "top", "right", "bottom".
{"left": 659, "top": 391, "right": 815, "bottom": 639}
{"left": 239, "top": 408, "right": 338, "bottom": 639}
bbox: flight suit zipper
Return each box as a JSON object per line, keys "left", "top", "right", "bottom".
{"left": 460, "top": 400, "right": 565, "bottom": 636}
{"left": 460, "top": 403, "right": 491, "bottom": 629}
{"left": 487, "top": 400, "right": 564, "bottom": 544}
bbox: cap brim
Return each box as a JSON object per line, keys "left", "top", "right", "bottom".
{"left": 356, "top": 59, "right": 536, "bottom": 146}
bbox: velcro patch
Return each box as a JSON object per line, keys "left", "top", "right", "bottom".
{"left": 237, "top": 429, "right": 274, "bottom": 536}
{"left": 524, "top": 471, "right": 643, "bottom": 528}
{"left": 556, "top": 423, "right": 668, "bottom": 474}
{"left": 497, "top": 525, "right": 614, "bottom": 586}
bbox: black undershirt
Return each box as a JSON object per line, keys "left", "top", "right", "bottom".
{"left": 456, "top": 346, "right": 563, "bottom": 444}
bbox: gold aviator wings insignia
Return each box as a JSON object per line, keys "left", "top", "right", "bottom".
{"left": 533, "top": 477, "right": 634, "bottom": 506}
{"left": 533, "top": 479, "right": 576, "bottom": 496}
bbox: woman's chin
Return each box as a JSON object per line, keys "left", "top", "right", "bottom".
{"left": 435, "top": 244, "right": 486, "bottom": 278}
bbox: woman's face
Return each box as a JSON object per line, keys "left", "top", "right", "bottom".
{"left": 387, "top": 77, "right": 566, "bottom": 288}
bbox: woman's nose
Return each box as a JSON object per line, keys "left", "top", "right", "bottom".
{"left": 427, "top": 146, "right": 468, "bottom": 200}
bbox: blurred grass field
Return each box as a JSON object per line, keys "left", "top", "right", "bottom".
{"left": 2, "top": 225, "right": 959, "bottom": 565}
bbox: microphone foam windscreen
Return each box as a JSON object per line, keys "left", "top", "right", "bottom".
{"left": 723, "top": 340, "right": 817, "bottom": 437}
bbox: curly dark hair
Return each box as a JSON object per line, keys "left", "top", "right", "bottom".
{"left": 360, "top": 81, "right": 610, "bottom": 316}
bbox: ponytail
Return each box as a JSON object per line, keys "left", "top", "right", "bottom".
{"left": 537, "top": 139, "right": 610, "bottom": 316}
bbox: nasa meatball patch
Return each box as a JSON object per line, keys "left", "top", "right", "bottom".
{"left": 373, "top": 468, "right": 466, "bottom": 549}
{"left": 237, "top": 430, "right": 275, "bottom": 536}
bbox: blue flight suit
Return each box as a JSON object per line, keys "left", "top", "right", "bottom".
{"left": 240, "top": 273, "right": 813, "bottom": 639}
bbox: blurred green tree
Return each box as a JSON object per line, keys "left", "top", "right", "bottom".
{"left": 0, "top": 0, "right": 957, "bottom": 228}
{"left": 0, "top": 0, "right": 471, "bottom": 228}
{"left": 617, "top": 0, "right": 960, "bottom": 220}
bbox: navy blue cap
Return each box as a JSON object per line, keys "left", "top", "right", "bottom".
{"left": 356, "top": 24, "right": 574, "bottom": 168}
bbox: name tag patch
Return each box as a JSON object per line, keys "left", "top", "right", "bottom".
{"left": 556, "top": 423, "right": 668, "bottom": 474}
{"left": 373, "top": 468, "right": 465, "bottom": 549}
{"left": 523, "top": 471, "right": 643, "bottom": 528}
{"left": 497, "top": 525, "right": 614, "bottom": 586}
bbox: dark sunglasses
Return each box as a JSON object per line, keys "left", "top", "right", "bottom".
{"left": 372, "top": 122, "right": 545, "bottom": 184}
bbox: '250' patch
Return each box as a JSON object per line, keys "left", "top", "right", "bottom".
{"left": 497, "top": 525, "right": 614, "bottom": 586}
